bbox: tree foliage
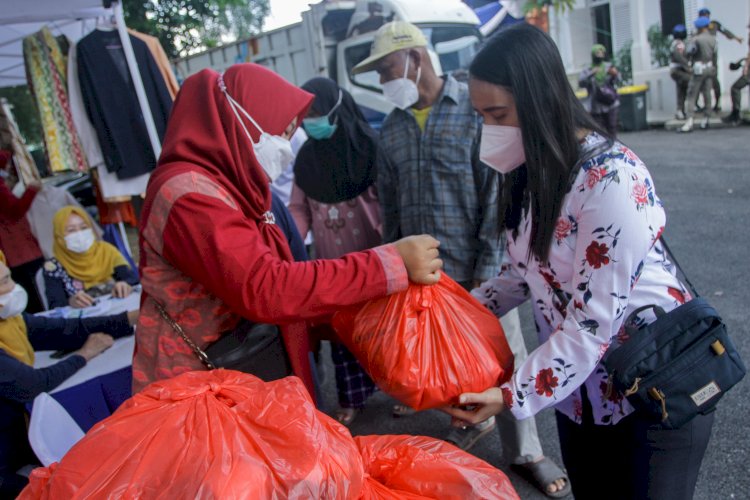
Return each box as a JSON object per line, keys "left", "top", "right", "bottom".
{"left": 0, "top": 86, "right": 42, "bottom": 147}
{"left": 647, "top": 23, "right": 671, "bottom": 68}
{"left": 524, "top": 0, "right": 576, "bottom": 14}
{"left": 123, "top": 0, "right": 271, "bottom": 58}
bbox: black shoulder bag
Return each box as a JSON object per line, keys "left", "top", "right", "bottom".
{"left": 601, "top": 239, "right": 745, "bottom": 429}
{"left": 155, "top": 302, "right": 292, "bottom": 382}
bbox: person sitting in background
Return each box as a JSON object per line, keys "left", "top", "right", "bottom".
{"left": 0, "top": 251, "right": 134, "bottom": 498}
{"left": 670, "top": 24, "right": 692, "bottom": 120}
{"left": 44, "top": 206, "right": 139, "bottom": 309}
{"left": 579, "top": 44, "right": 621, "bottom": 137}
{"left": 0, "top": 149, "right": 46, "bottom": 313}
{"left": 44, "top": 206, "right": 138, "bottom": 308}
{"left": 290, "top": 77, "right": 382, "bottom": 426}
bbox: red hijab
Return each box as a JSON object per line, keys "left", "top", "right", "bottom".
{"left": 146, "top": 63, "right": 313, "bottom": 259}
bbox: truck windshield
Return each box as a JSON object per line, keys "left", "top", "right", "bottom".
{"left": 346, "top": 24, "right": 481, "bottom": 92}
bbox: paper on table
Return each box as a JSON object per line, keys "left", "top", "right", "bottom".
{"left": 35, "top": 288, "right": 141, "bottom": 319}
{"left": 33, "top": 336, "right": 135, "bottom": 394}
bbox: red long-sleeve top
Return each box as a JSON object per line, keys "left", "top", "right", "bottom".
{"left": 132, "top": 171, "right": 408, "bottom": 396}
{"left": 0, "top": 182, "right": 42, "bottom": 267}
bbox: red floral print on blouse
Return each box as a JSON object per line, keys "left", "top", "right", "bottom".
{"left": 585, "top": 241, "right": 611, "bottom": 269}
{"left": 535, "top": 368, "right": 559, "bottom": 397}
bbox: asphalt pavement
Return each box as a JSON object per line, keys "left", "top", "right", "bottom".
{"left": 316, "top": 126, "right": 750, "bottom": 500}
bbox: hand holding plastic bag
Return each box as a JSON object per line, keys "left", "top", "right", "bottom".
{"left": 333, "top": 274, "right": 514, "bottom": 410}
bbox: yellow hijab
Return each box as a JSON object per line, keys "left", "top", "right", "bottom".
{"left": 52, "top": 206, "right": 129, "bottom": 289}
{"left": 0, "top": 250, "right": 34, "bottom": 366}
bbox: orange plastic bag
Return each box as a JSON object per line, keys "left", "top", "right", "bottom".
{"left": 357, "top": 435, "right": 520, "bottom": 500}
{"left": 332, "top": 274, "right": 514, "bottom": 410}
{"left": 20, "top": 370, "right": 366, "bottom": 499}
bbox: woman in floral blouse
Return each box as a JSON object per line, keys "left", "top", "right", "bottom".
{"left": 445, "top": 24, "right": 714, "bottom": 500}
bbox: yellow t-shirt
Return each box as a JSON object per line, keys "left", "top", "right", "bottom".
{"left": 411, "top": 106, "right": 432, "bottom": 132}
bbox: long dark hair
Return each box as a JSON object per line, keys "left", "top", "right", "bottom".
{"left": 470, "top": 23, "right": 610, "bottom": 263}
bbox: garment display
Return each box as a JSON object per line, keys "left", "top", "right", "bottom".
{"left": 128, "top": 29, "right": 179, "bottom": 100}
{"left": 67, "top": 41, "right": 151, "bottom": 199}
{"left": 76, "top": 29, "right": 172, "bottom": 180}
{"left": 0, "top": 99, "right": 40, "bottom": 185}
{"left": 22, "top": 27, "right": 88, "bottom": 174}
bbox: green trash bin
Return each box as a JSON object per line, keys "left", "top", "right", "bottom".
{"left": 617, "top": 85, "right": 649, "bottom": 132}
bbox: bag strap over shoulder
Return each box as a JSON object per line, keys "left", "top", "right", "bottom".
{"left": 154, "top": 301, "right": 216, "bottom": 369}
{"left": 658, "top": 237, "right": 700, "bottom": 298}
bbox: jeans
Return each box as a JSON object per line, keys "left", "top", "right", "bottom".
{"left": 556, "top": 392, "right": 714, "bottom": 500}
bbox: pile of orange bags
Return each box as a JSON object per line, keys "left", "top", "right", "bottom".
{"left": 20, "top": 370, "right": 518, "bottom": 499}
{"left": 332, "top": 274, "right": 514, "bottom": 410}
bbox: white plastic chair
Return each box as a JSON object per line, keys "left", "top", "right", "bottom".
{"left": 34, "top": 267, "right": 49, "bottom": 311}
{"left": 28, "top": 393, "right": 85, "bottom": 466}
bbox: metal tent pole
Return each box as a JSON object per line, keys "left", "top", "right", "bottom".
{"left": 111, "top": 0, "right": 162, "bottom": 159}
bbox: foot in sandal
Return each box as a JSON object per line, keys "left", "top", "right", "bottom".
{"left": 392, "top": 404, "right": 417, "bottom": 418}
{"left": 334, "top": 407, "right": 361, "bottom": 426}
{"left": 510, "top": 456, "right": 571, "bottom": 498}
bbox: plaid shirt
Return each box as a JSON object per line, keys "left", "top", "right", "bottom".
{"left": 377, "top": 75, "right": 501, "bottom": 282}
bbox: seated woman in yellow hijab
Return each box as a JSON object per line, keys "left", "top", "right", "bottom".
{"left": 0, "top": 250, "right": 134, "bottom": 496}
{"left": 43, "top": 206, "right": 139, "bottom": 309}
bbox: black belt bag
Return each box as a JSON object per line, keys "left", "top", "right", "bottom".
{"left": 604, "top": 298, "right": 745, "bottom": 429}
{"left": 155, "top": 302, "right": 292, "bottom": 382}
{"left": 603, "top": 238, "right": 745, "bottom": 429}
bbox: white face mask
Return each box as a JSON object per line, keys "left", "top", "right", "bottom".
{"left": 479, "top": 124, "right": 526, "bottom": 174}
{"left": 382, "top": 55, "right": 421, "bottom": 110}
{"left": 64, "top": 228, "right": 96, "bottom": 254}
{"left": 0, "top": 284, "right": 28, "bottom": 319}
{"left": 219, "top": 75, "right": 294, "bottom": 182}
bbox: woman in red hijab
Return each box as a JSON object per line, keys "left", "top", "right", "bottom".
{"left": 133, "top": 64, "right": 441, "bottom": 397}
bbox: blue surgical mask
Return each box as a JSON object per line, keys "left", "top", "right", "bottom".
{"left": 302, "top": 90, "right": 342, "bottom": 140}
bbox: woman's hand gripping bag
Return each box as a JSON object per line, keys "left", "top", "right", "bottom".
{"left": 332, "top": 274, "right": 514, "bottom": 410}
{"left": 357, "top": 435, "right": 520, "bottom": 500}
{"left": 19, "top": 370, "right": 367, "bottom": 499}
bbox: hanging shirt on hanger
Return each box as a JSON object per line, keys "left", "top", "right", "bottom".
{"left": 128, "top": 29, "right": 180, "bottom": 100}
{"left": 0, "top": 100, "right": 40, "bottom": 184}
{"left": 22, "top": 27, "right": 89, "bottom": 174}
{"left": 67, "top": 41, "right": 150, "bottom": 199}
{"left": 76, "top": 30, "right": 172, "bottom": 180}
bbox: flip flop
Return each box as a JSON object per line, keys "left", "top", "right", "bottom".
{"left": 334, "top": 407, "right": 361, "bottom": 426}
{"left": 392, "top": 404, "right": 417, "bottom": 418}
{"left": 510, "top": 458, "right": 571, "bottom": 498}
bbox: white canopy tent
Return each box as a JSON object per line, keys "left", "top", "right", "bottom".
{"left": 0, "top": 0, "right": 164, "bottom": 255}
{"left": 0, "top": 0, "right": 161, "bottom": 159}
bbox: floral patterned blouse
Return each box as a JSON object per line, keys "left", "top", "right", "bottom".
{"left": 473, "top": 133, "right": 690, "bottom": 425}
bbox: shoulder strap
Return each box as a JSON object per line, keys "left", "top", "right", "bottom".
{"left": 154, "top": 301, "right": 216, "bottom": 369}
{"left": 552, "top": 236, "right": 699, "bottom": 308}
{"left": 658, "top": 237, "right": 700, "bottom": 298}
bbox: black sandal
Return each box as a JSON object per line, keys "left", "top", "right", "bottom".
{"left": 510, "top": 458, "right": 571, "bottom": 498}
{"left": 334, "top": 407, "right": 361, "bottom": 426}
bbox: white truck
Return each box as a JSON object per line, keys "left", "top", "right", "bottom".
{"left": 172, "top": 0, "right": 482, "bottom": 125}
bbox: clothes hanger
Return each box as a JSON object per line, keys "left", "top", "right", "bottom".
{"left": 95, "top": 15, "right": 117, "bottom": 32}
